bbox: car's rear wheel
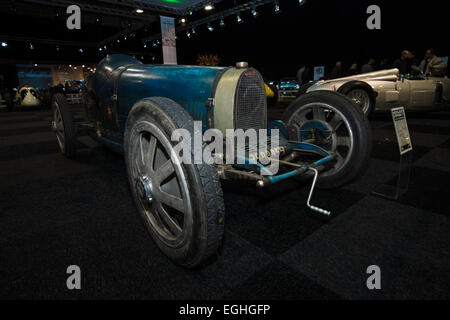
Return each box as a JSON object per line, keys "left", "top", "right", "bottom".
{"left": 124, "top": 97, "right": 225, "bottom": 268}
{"left": 283, "top": 91, "right": 372, "bottom": 188}
{"left": 52, "top": 93, "right": 76, "bottom": 158}
{"left": 346, "top": 88, "right": 373, "bottom": 116}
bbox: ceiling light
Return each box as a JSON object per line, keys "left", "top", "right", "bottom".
{"left": 78, "top": 48, "right": 83, "bottom": 53}
{"left": 192, "top": 28, "right": 196, "bottom": 34}
{"left": 180, "top": 18, "right": 186, "bottom": 23}
{"left": 236, "top": 14, "right": 243, "bottom": 23}
{"left": 186, "top": 31, "right": 191, "bottom": 38}
{"left": 136, "top": 9, "right": 144, "bottom": 14}
{"left": 207, "top": 24, "right": 214, "bottom": 32}
{"left": 220, "top": 18, "right": 225, "bottom": 27}
{"left": 298, "top": 0, "right": 306, "bottom": 5}
{"left": 204, "top": 3, "right": 214, "bottom": 11}
{"left": 29, "top": 43, "right": 34, "bottom": 50}
{"left": 1, "top": 42, "right": 8, "bottom": 47}
{"left": 252, "top": 8, "right": 258, "bottom": 17}
{"left": 34, "top": 64, "right": 38, "bottom": 67}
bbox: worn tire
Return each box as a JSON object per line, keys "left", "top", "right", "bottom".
{"left": 124, "top": 97, "right": 225, "bottom": 268}
{"left": 52, "top": 93, "right": 76, "bottom": 158}
{"left": 283, "top": 91, "right": 372, "bottom": 188}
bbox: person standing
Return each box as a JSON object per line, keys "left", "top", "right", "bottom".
{"left": 361, "top": 58, "right": 375, "bottom": 73}
{"left": 392, "top": 50, "right": 411, "bottom": 75}
{"left": 330, "top": 61, "right": 343, "bottom": 79}
{"left": 296, "top": 66, "right": 305, "bottom": 86}
{"left": 413, "top": 48, "right": 446, "bottom": 76}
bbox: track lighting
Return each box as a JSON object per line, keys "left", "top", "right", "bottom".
{"left": 236, "top": 14, "right": 243, "bottom": 23}
{"left": 207, "top": 24, "right": 214, "bottom": 32}
{"left": 252, "top": 8, "right": 258, "bottom": 17}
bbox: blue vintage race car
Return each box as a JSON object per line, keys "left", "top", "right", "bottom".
{"left": 52, "top": 54, "right": 371, "bottom": 267}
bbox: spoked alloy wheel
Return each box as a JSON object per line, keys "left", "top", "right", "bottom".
{"left": 347, "top": 89, "right": 371, "bottom": 115}
{"left": 289, "top": 102, "right": 354, "bottom": 178}
{"left": 52, "top": 93, "right": 76, "bottom": 158}
{"left": 130, "top": 121, "right": 192, "bottom": 247}
{"left": 53, "top": 102, "right": 65, "bottom": 152}
{"left": 283, "top": 91, "right": 372, "bottom": 188}
{"left": 124, "top": 97, "right": 225, "bottom": 268}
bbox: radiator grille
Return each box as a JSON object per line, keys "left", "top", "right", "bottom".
{"left": 234, "top": 69, "right": 267, "bottom": 131}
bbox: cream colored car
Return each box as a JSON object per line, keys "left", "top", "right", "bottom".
{"left": 302, "top": 69, "right": 450, "bottom": 116}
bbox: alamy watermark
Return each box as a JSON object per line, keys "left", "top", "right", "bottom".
{"left": 170, "top": 121, "right": 281, "bottom": 175}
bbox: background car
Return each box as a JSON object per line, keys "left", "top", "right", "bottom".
{"left": 299, "top": 68, "right": 450, "bottom": 116}
{"left": 14, "top": 85, "right": 41, "bottom": 108}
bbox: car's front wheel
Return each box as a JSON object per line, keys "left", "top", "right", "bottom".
{"left": 283, "top": 91, "right": 372, "bottom": 188}
{"left": 124, "top": 97, "right": 225, "bottom": 268}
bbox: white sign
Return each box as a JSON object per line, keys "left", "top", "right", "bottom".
{"left": 391, "top": 107, "right": 412, "bottom": 155}
{"left": 160, "top": 16, "right": 177, "bottom": 65}
{"left": 313, "top": 66, "right": 324, "bottom": 80}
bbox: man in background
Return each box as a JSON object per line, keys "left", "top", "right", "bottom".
{"left": 392, "top": 50, "right": 412, "bottom": 75}
{"left": 361, "top": 58, "right": 375, "bottom": 73}
{"left": 413, "top": 48, "right": 446, "bottom": 76}
{"left": 330, "top": 61, "right": 343, "bottom": 79}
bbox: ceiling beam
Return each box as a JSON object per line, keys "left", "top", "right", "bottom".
{"left": 142, "top": 0, "right": 276, "bottom": 43}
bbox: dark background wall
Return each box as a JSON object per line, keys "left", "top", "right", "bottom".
{"left": 176, "top": 0, "right": 449, "bottom": 79}
{"left": 0, "top": 0, "right": 448, "bottom": 81}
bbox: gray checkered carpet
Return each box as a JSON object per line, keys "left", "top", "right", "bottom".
{"left": 1, "top": 104, "right": 449, "bottom": 299}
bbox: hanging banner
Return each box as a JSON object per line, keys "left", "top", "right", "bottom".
{"left": 160, "top": 16, "right": 177, "bottom": 65}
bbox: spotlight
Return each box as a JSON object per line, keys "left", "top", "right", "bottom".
{"left": 29, "top": 43, "right": 34, "bottom": 50}
{"left": 192, "top": 28, "right": 196, "bottom": 34}
{"left": 69, "top": 64, "right": 72, "bottom": 67}
{"left": 186, "top": 31, "right": 191, "bottom": 38}
{"left": 1, "top": 42, "right": 8, "bottom": 48}
{"left": 124, "top": 35, "right": 127, "bottom": 40}
{"left": 96, "top": 17, "right": 101, "bottom": 23}
{"left": 78, "top": 48, "right": 83, "bottom": 53}
{"left": 207, "top": 24, "right": 214, "bottom": 32}
{"left": 274, "top": 3, "right": 281, "bottom": 13}
{"left": 34, "top": 64, "right": 38, "bottom": 67}
{"left": 103, "top": 45, "right": 107, "bottom": 50}
{"left": 99, "top": 47, "right": 102, "bottom": 51}
{"left": 298, "top": 0, "right": 306, "bottom": 5}
{"left": 152, "top": 41, "right": 157, "bottom": 47}
{"left": 236, "top": 14, "right": 243, "bottom": 23}
{"left": 251, "top": 8, "right": 258, "bottom": 17}
{"left": 143, "top": 43, "right": 147, "bottom": 48}
{"left": 117, "top": 39, "right": 120, "bottom": 43}
{"left": 82, "top": 65, "right": 85, "bottom": 68}
{"left": 136, "top": 9, "right": 144, "bottom": 14}
{"left": 180, "top": 18, "right": 186, "bottom": 24}
{"left": 204, "top": 3, "right": 214, "bottom": 11}
{"left": 220, "top": 18, "right": 225, "bottom": 27}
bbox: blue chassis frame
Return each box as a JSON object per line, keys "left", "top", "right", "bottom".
{"left": 232, "top": 120, "right": 336, "bottom": 185}
{"left": 84, "top": 119, "right": 336, "bottom": 185}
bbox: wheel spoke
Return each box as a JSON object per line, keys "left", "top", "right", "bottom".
{"left": 155, "top": 159, "right": 175, "bottom": 184}
{"left": 312, "top": 106, "right": 326, "bottom": 121}
{"left": 328, "top": 115, "right": 343, "bottom": 131}
{"left": 156, "top": 202, "right": 182, "bottom": 236}
{"left": 336, "top": 136, "right": 351, "bottom": 147}
{"left": 158, "top": 190, "right": 185, "bottom": 213}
